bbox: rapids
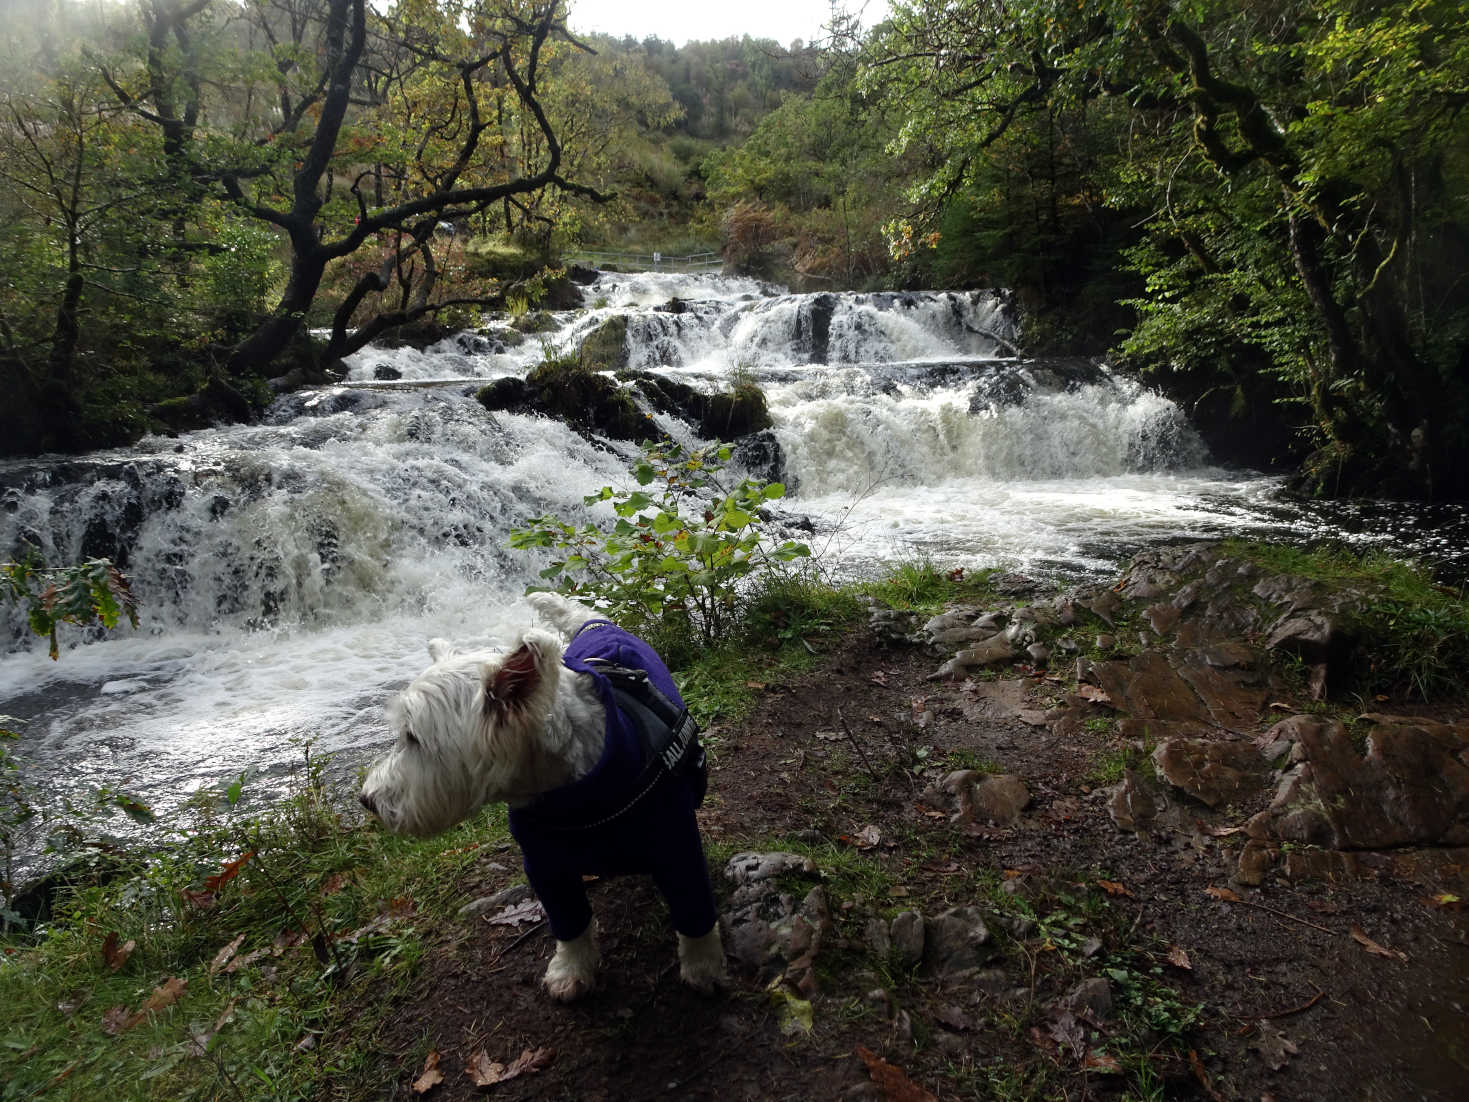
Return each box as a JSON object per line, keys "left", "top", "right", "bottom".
{"left": 0, "top": 270, "right": 1460, "bottom": 863}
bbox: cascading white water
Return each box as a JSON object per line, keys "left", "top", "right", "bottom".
{"left": 0, "top": 269, "right": 1417, "bottom": 860}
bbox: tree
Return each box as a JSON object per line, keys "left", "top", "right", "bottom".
{"left": 101, "top": 0, "right": 606, "bottom": 374}
{"left": 863, "top": 0, "right": 1469, "bottom": 498}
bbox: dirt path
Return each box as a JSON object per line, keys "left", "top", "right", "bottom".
{"left": 377, "top": 557, "right": 1469, "bottom": 1101}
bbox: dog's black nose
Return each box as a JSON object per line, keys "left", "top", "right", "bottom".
{"left": 359, "top": 791, "right": 376, "bottom": 816}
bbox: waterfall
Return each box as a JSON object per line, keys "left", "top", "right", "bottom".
{"left": 3, "top": 269, "right": 1363, "bottom": 845}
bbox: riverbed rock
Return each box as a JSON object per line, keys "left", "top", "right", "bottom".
{"left": 922, "top": 907, "right": 992, "bottom": 976}
{"left": 1151, "top": 737, "right": 1269, "bottom": 809}
{"left": 1263, "top": 715, "right": 1469, "bottom": 849}
{"left": 928, "top": 633, "right": 1015, "bottom": 679}
{"left": 942, "top": 771, "right": 1030, "bottom": 825}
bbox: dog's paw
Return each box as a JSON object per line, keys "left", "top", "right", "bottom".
{"left": 543, "top": 928, "right": 600, "bottom": 1002}
{"left": 677, "top": 927, "right": 728, "bottom": 995}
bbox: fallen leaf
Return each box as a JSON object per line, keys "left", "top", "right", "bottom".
{"left": 101, "top": 932, "right": 136, "bottom": 972}
{"left": 1076, "top": 684, "right": 1111, "bottom": 705}
{"left": 320, "top": 872, "right": 348, "bottom": 896}
{"left": 1205, "top": 885, "right": 1242, "bottom": 903}
{"left": 744, "top": 680, "right": 766, "bottom": 690}
{"left": 853, "top": 824, "right": 882, "bottom": 850}
{"left": 209, "top": 933, "right": 246, "bottom": 975}
{"left": 272, "top": 928, "right": 308, "bottom": 954}
{"left": 1166, "top": 945, "right": 1193, "bottom": 970}
{"left": 869, "top": 671, "right": 889, "bottom": 686}
{"left": 140, "top": 976, "right": 187, "bottom": 1014}
{"left": 487, "top": 899, "right": 546, "bottom": 927}
{"left": 202, "top": 852, "right": 253, "bottom": 894}
{"left": 1427, "top": 892, "right": 1463, "bottom": 910}
{"left": 947, "top": 568, "right": 964, "bottom": 582}
{"left": 1082, "top": 1049, "right": 1123, "bottom": 1074}
{"left": 1188, "top": 1049, "right": 1226, "bottom": 1102}
{"left": 855, "top": 1045, "right": 937, "bottom": 1102}
{"left": 1002, "top": 868, "right": 1025, "bottom": 880}
{"left": 411, "top": 1050, "right": 444, "bottom": 1095}
{"left": 1248, "top": 1022, "right": 1299, "bottom": 1071}
{"left": 464, "top": 1046, "right": 553, "bottom": 1088}
{"left": 101, "top": 1006, "right": 132, "bottom": 1035}
{"left": 465, "top": 1050, "right": 504, "bottom": 1087}
{"left": 180, "top": 888, "right": 217, "bottom": 910}
{"left": 223, "top": 947, "right": 271, "bottom": 974}
{"left": 1350, "top": 925, "right": 1409, "bottom": 962}
{"left": 1096, "top": 879, "right": 1132, "bottom": 897}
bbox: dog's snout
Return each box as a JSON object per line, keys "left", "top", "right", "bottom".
{"left": 359, "top": 791, "right": 377, "bottom": 816}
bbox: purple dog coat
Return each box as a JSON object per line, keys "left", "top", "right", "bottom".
{"left": 507, "top": 621, "right": 716, "bottom": 943}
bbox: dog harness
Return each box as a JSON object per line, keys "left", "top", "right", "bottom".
{"left": 507, "top": 620, "right": 716, "bottom": 942}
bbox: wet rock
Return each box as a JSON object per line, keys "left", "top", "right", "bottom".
{"left": 1091, "top": 652, "right": 1210, "bottom": 723}
{"left": 869, "top": 606, "right": 923, "bottom": 644}
{"left": 1234, "top": 839, "right": 1277, "bottom": 886}
{"left": 922, "top": 907, "right": 993, "bottom": 976}
{"left": 890, "top": 911, "right": 925, "bottom": 969}
{"left": 929, "top": 633, "right": 1014, "bottom": 679}
{"left": 371, "top": 364, "right": 402, "bottom": 381}
{"left": 1265, "top": 716, "right": 1469, "bottom": 849}
{"left": 458, "top": 883, "right": 535, "bottom": 918}
{"left": 1152, "top": 737, "right": 1269, "bottom": 809}
{"left": 1081, "top": 589, "right": 1122, "bottom": 626}
{"left": 725, "top": 851, "right": 819, "bottom": 886}
{"left": 864, "top": 917, "right": 892, "bottom": 958}
{"left": 1064, "top": 977, "right": 1113, "bottom": 1020}
{"left": 1026, "top": 642, "right": 1052, "bottom": 663}
{"left": 1145, "top": 603, "right": 1181, "bottom": 636}
{"left": 1106, "top": 768, "right": 1159, "bottom": 833}
{"left": 578, "top": 314, "right": 630, "bottom": 370}
{"left": 722, "top": 881, "right": 832, "bottom": 994}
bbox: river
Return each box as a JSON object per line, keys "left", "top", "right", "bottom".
{"left": 1, "top": 269, "right": 1462, "bottom": 866}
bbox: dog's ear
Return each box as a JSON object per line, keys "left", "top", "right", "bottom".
{"left": 483, "top": 633, "right": 557, "bottom": 716}
{"left": 427, "top": 638, "right": 454, "bottom": 663}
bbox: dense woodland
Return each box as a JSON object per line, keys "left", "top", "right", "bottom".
{"left": 1, "top": 0, "right": 1467, "bottom": 500}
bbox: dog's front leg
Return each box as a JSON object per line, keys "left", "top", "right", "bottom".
{"left": 677, "top": 924, "right": 727, "bottom": 994}
{"left": 544, "top": 923, "right": 600, "bottom": 1002}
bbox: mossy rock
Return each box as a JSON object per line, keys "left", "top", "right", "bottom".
{"left": 579, "top": 315, "right": 630, "bottom": 370}
{"left": 699, "top": 385, "right": 772, "bottom": 438}
{"left": 511, "top": 310, "right": 559, "bottom": 335}
{"left": 478, "top": 357, "right": 646, "bottom": 441}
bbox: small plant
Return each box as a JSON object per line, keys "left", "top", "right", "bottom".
{"left": 3, "top": 556, "right": 139, "bottom": 659}
{"left": 509, "top": 441, "right": 811, "bottom": 650}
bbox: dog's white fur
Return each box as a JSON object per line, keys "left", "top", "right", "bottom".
{"left": 360, "top": 591, "right": 726, "bottom": 1000}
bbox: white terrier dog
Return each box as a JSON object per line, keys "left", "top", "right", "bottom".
{"left": 359, "top": 592, "right": 726, "bottom": 1001}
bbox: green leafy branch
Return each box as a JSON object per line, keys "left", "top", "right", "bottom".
{"left": 509, "top": 441, "right": 811, "bottom": 648}
{"left": 2, "top": 557, "right": 139, "bottom": 660}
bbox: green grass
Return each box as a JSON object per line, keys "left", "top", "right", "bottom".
{"left": 1223, "top": 538, "right": 1469, "bottom": 700}
{"left": 859, "top": 558, "right": 1003, "bottom": 613}
{"left": 0, "top": 757, "right": 513, "bottom": 1101}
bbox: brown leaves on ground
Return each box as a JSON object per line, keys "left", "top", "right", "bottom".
{"left": 1248, "top": 1022, "right": 1300, "bottom": 1071}
{"left": 1205, "top": 885, "right": 1242, "bottom": 903}
{"left": 1095, "top": 879, "right": 1132, "bottom": 897}
{"left": 411, "top": 1050, "right": 444, "bottom": 1094}
{"left": 101, "top": 931, "right": 135, "bottom": 971}
{"left": 486, "top": 899, "right": 545, "bottom": 927}
{"left": 101, "top": 976, "right": 187, "bottom": 1035}
{"left": 856, "top": 1045, "right": 937, "bottom": 1102}
{"left": 1166, "top": 944, "right": 1193, "bottom": 970}
{"left": 1349, "top": 925, "right": 1409, "bottom": 962}
{"left": 464, "top": 1046, "right": 554, "bottom": 1089}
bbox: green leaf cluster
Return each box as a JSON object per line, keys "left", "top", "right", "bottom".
{"left": 2, "top": 557, "right": 139, "bottom": 661}
{"left": 508, "top": 440, "right": 810, "bottom": 651}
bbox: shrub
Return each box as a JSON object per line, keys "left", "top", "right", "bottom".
{"left": 508, "top": 441, "right": 811, "bottom": 653}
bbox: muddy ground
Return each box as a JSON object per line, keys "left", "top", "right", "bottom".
{"left": 374, "top": 587, "right": 1469, "bottom": 1101}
